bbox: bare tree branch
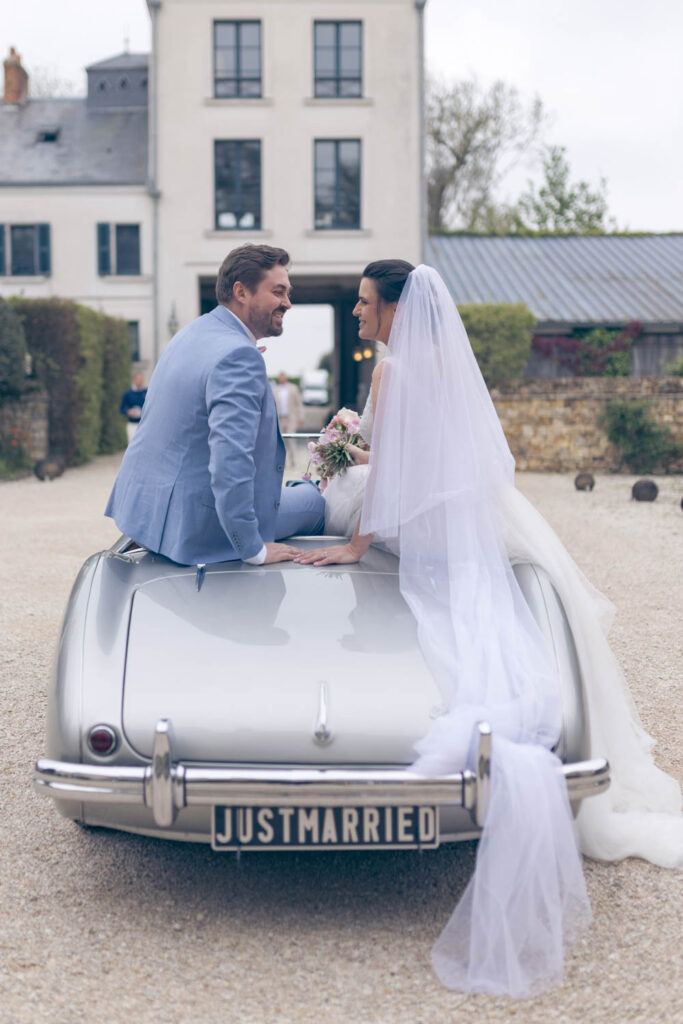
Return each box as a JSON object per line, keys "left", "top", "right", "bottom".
{"left": 426, "top": 76, "right": 547, "bottom": 232}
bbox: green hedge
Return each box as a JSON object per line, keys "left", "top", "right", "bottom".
{"left": 10, "top": 298, "right": 130, "bottom": 466}
{"left": 11, "top": 299, "right": 81, "bottom": 463}
{"left": 0, "top": 297, "right": 28, "bottom": 400}
{"left": 73, "top": 305, "right": 104, "bottom": 463}
{"left": 602, "top": 400, "right": 680, "bottom": 473}
{"left": 459, "top": 303, "right": 536, "bottom": 387}
{"left": 99, "top": 316, "right": 131, "bottom": 454}
{"left": 0, "top": 436, "right": 33, "bottom": 478}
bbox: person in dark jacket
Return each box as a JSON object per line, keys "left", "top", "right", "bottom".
{"left": 120, "top": 373, "right": 147, "bottom": 441}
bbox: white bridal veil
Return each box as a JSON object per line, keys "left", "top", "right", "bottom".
{"left": 360, "top": 265, "right": 682, "bottom": 997}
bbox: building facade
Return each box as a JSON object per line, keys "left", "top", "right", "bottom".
{"left": 0, "top": 1, "right": 425, "bottom": 405}
{"left": 0, "top": 50, "right": 153, "bottom": 363}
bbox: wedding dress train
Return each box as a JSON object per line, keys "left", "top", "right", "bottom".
{"left": 323, "top": 383, "right": 681, "bottom": 869}
{"left": 324, "top": 266, "right": 681, "bottom": 996}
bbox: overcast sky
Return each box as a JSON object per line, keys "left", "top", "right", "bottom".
{"left": 3, "top": 1, "right": 682, "bottom": 374}
{"left": 5, "top": 0, "right": 682, "bottom": 232}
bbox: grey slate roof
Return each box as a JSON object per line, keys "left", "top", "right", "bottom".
{"left": 0, "top": 98, "right": 147, "bottom": 186}
{"left": 86, "top": 52, "right": 149, "bottom": 71}
{"left": 427, "top": 234, "right": 683, "bottom": 325}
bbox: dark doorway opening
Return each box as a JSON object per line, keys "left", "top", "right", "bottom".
{"left": 198, "top": 273, "right": 370, "bottom": 409}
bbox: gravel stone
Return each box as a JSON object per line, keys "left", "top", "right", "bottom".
{"left": 1, "top": 456, "right": 681, "bottom": 1024}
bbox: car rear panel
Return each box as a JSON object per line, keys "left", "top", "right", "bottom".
{"left": 121, "top": 563, "right": 442, "bottom": 764}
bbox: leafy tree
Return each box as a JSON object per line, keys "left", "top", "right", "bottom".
{"left": 575, "top": 326, "right": 633, "bottom": 376}
{"left": 0, "top": 298, "right": 28, "bottom": 399}
{"left": 532, "top": 322, "right": 640, "bottom": 376}
{"left": 459, "top": 303, "right": 536, "bottom": 386}
{"left": 427, "top": 77, "right": 545, "bottom": 232}
{"left": 515, "top": 146, "right": 615, "bottom": 233}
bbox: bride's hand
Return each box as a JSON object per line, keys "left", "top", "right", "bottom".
{"left": 346, "top": 442, "right": 370, "bottom": 466}
{"left": 293, "top": 543, "right": 361, "bottom": 566}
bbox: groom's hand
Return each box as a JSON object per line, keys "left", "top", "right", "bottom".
{"left": 263, "top": 541, "right": 302, "bottom": 563}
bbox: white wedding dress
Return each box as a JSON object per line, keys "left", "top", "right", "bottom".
{"left": 322, "top": 391, "right": 374, "bottom": 537}
{"left": 324, "top": 387, "right": 681, "bottom": 868}
{"left": 324, "top": 267, "right": 681, "bottom": 997}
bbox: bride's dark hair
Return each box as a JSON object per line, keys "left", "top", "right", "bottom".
{"left": 362, "top": 259, "right": 415, "bottom": 304}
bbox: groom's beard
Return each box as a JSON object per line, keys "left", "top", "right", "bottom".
{"left": 248, "top": 306, "right": 288, "bottom": 338}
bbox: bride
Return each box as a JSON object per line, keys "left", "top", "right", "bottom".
{"left": 295, "top": 261, "right": 682, "bottom": 997}
{"left": 317, "top": 263, "right": 407, "bottom": 538}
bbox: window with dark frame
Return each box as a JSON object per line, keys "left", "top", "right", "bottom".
{"left": 0, "top": 224, "right": 51, "bottom": 276}
{"left": 314, "top": 21, "right": 362, "bottom": 98}
{"left": 115, "top": 225, "right": 141, "bottom": 275}
{"left": 215, "top": 140, "right": 261, "bottom": 230}
{"left": 127, "top": 321, "right": 140, "bottom": 362}
{"left": 314, "top": 140, "right": 361, "bottom": 229}
{"left": 214, "top": 21, "right": 262, "bottom": 98}
{"left": 96, "top": 223, "right": 141, "bottom": 276}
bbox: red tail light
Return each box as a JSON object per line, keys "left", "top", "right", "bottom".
{"left": 88, "top": 725, "right": 118, "bottom": 756}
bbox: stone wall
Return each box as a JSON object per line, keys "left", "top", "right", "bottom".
{"left": 0, "top": 389, "right": 48, "bottom": 462}
{"left": 490, "top": 377, "right": 683, "bottom": 472}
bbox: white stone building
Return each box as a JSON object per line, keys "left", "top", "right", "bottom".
{"left": 0, "top": 0, "right": 425, "bottom": 406}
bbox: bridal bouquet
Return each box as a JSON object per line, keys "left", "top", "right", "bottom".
{"left": 303, "top": 408, "right": 369, "bottom": 484}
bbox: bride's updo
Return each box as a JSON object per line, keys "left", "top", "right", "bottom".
{"left": 362, "top": 259, "right": 415, "bottom": 304}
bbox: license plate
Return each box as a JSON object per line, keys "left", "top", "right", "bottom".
{"left": 211, "top": 804, "right": 440, "bottom": 851}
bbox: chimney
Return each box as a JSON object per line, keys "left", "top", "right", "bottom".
{"left": 4, "top": 47, "right": 29, "bottom": 104}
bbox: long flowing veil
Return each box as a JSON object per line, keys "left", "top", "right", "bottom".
{"left": 360, "top": 265, "right": 593, "bottom": 996}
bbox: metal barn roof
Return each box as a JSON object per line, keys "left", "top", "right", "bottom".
{"left": 427, "top": 234, "right": 683, "bottom": 325}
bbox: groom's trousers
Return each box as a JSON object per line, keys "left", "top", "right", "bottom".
{"left": 274, "top": 481, "right": 325, "bottom": 540}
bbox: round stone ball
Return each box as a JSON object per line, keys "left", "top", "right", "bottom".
{"left": 631, "top": 479, "right": 658, "bottom": 501}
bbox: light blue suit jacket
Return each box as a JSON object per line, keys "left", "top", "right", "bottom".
{"left": 105, "top": 306, "right": 286, "bottom": 565}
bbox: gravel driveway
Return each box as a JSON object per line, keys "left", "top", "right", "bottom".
{"left": 1, "top": 456, "right": 681, "bottom": 1024}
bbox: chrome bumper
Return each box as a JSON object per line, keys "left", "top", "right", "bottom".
{"left": 34, "top": 719, "right": 610, "bottom": 830}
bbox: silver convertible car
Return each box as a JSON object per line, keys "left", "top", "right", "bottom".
{"left": 35, "top": 532, "right": 609, "bottom": 851}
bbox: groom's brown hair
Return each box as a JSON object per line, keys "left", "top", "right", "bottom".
{"left": 216, "top": 244, "right": 290, "bottom": 304}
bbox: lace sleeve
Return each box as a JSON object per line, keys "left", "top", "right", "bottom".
{"left": 358, "top": 390, "right": 374, "bottom": 445}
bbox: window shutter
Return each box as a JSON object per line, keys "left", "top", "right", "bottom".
{"left": 0, "top": 225, "right": 5, "bottom": 275}
{"left": 97, "top": 222, "right": 111, "bottom": 275}
{"left": 37, "top": 223, "right": 51, "bottom": 274}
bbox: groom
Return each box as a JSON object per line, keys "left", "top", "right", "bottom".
{"left": 105, "top": 244, "right": 325, "bottom": 565}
